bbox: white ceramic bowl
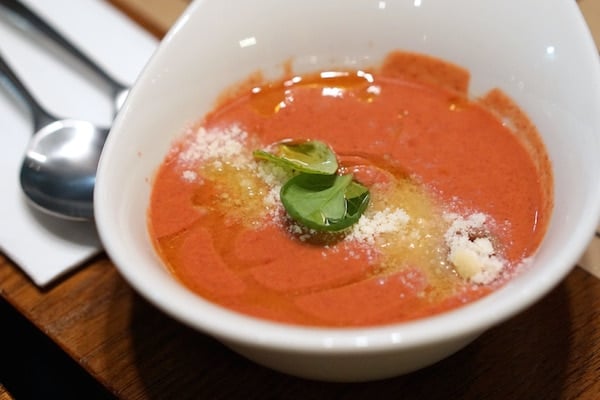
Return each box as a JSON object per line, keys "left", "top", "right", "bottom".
{"left": 95, "top": 0, "right": 600, "bottom": 381}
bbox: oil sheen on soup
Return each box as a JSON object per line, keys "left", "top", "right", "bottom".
{"left": 148, "top": 51, "right": 553, "bottom": 327}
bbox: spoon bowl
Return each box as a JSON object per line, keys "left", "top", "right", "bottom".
{"left": 0, "top": 52, "right": 107, "bottom": 220}
{"left": 20, "top": 119, "right": 108, "bottom": 220}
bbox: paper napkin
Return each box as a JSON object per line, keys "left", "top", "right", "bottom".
{"left": 0, "top": 0, "right": 157, "bottom": 286}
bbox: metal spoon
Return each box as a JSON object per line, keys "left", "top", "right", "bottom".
{"left": 0, "top": 52, "right": 107, "bottom": 220}
{"left": 0, "top": 0, "right": 131, "bottom": 220}
{"left": 0, "top": 0, "right": 129, "bottom": 112}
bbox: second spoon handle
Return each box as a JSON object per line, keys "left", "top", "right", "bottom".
{"left": 0, "top": 51, "right": 55, "bottom": 129}
{"left": 0, "top": 0, "right": 127, "bottom": 94}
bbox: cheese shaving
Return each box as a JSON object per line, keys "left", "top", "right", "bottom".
{"left": 346, "top": 208, "right": 410, "bottom": 245}
{"left": 443, "top": 212, "right": 505, "bottom": 284}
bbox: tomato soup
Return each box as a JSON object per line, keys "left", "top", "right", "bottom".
{"left": 148, "top": 51, "right": 553, "bottom": 327}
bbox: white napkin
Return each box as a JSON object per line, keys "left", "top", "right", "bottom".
{"left": 0, "top": 0, "right": 157, "bottom": 286}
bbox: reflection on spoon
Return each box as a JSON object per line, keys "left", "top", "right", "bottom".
{"left": 0, "top": 52, "right": 107, "bottom": 220}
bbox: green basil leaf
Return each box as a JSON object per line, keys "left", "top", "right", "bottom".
{"left": 344, "top": 181, "right": 370, "bottom": 223}
{"left": 253, "top": 140, "right": 338, "bottom": 175}
{"left": 281, "top": 174, "right": 369, "bottom": 231}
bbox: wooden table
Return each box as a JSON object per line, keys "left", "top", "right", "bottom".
{"left": 2, "top": 1, "right": 600, "bottom": 398}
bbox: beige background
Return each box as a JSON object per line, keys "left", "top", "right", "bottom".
{"left": 580, "top": 0, "right": 600, "bottom": 46}
{"left": 575, "top": 0, "right": 600, "bottom": 278}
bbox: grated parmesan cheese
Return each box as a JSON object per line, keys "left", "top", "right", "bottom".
{"left": 181, "top": 170, "right": 198, "bottom": 183}
{"left": 254, "top": 161, "right": 291, "bottom": 212}
{"left": 178, "top": 124, "right": 250, "bottom": 179}
{"left": 443, "top": 212, "right": 505, "bottom": 284}
{"left": 346, "top": 208, "right": 410, "bottom": 246}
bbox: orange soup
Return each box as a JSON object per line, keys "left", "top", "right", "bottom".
{"left": 148, "top": 51, "right": 553, "bottom": 327}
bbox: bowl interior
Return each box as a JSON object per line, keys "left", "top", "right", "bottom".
{"left": 96, "top": 0, "right": 600, "bottom": 350}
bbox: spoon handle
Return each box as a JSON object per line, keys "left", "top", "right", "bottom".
{"left": 0, "top": 0, "right": 128, "bottom": 99}
{"left": 0, "top": 51, "right": 55, "bottom": 129}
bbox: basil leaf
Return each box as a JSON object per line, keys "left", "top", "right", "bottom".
{"left": 281, "top": 174, "right": 370, "bottom": 231}
{"left": 344, "top": 181, "right": 370, "bottom": 224}
{"left": 253, "top": 140, "right": 338, "bottom": 175}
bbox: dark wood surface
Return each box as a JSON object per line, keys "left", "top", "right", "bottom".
{"left": 0, "top": 384, "right": 13, "bottom": 400}
{"left": 1, "top": 1, "right": 600, "bottom": 398}
{"left": 3, "top": 253, "right": 600, "bottom": 399}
